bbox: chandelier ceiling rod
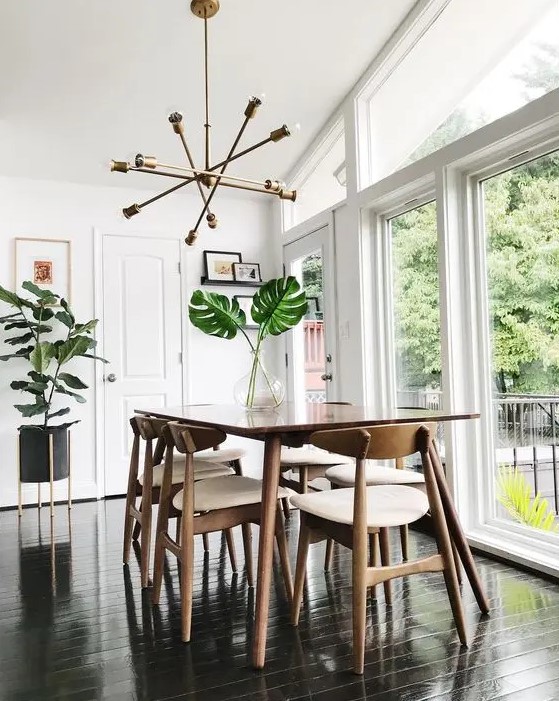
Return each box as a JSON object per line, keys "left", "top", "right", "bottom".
{"left": 110, "top": 0, "right": 296, "bottom": 246}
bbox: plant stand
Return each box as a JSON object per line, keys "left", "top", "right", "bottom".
{"left": 17, "top": 430, "right": 72, "bottom": 519}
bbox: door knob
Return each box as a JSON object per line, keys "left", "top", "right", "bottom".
{"left": 106, "top": 373, "right": 117, "bottom": 383}
{"left": 321, "top": 373, "right": 333, "bottom": 382}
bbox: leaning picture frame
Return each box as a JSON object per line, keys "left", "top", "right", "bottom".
{"left": 203, "top": 250, "right": 242, "bottom": 282}
{"left": 233, "top": 262, "right": 261, "bottom": 283}
{"left": 14, "top": 237, "right": 72, "bottom": 302}
{"left": 234, "top": 295, "right": 258, "bottom": 328}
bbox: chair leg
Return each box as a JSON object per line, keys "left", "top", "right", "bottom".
{"left": 378, "top": 528, "right": 392, "bottom": 606}
{"left": 324, "top": 482, "right": 337, "bottom": 571}
{"left": 399, "top": 524, "right": 409, "bottom": 561}
{"left": 281, "top": 497, "right": 291, "bottom": 520}
{"left": 352, "top": 551, "right": 368, "bottom": 675}
{"left": 202, "top": 532, "right": 210, "bottom": 552}
{"left": 275, "top": 505, "right": 293, "bottom": 604}
{"left": 175, "top": 516, "right": 182, "bottom": 545}
{"left": 232, "top": 458, "right": 243, "bottom": 476}
{"left": 132, "top": 499, "right": 142, "bottom": 541}
{"left": 324, "top": 539, "right": 334, "bottom": 571}
{"left": 241, "top": 522, "right": 254, "bottom": 587}
{"left": 368, "top": 532, "right": 378, "bottom": 598}
{"left": 452, "top": 539, "right": 463, "bottom": 585}
{"left": 140, "top": 510, "right": 152, "bottom": 589}
{"left": 291, "top": 513, "right": 311, "bottom": 625}
{"left": 225, "top": 528, "right": 237, "bottom": 572}
{"left": 180, "top": 524, "right": 195, "bottom": 643}
{"left": 123, "top": 500, "right": 135, "bottom": 565}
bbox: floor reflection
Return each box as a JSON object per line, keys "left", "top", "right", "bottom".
{"left": 1, "top": 499, "right": 559, "bottom": 701}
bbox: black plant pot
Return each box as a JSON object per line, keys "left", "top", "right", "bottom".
{"left": 18, "top": 425, "right": 69, "bottom": 484}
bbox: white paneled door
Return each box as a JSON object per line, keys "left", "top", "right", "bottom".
{"left": 101, "top": 235, "right": 183, "bottom": 496}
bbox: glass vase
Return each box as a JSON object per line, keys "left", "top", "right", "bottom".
{"left": 234, "top": 349, "right": 285, "bottom": 411}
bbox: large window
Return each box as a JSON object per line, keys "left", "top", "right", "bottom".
{"left": 481, "top": 151, "right": 559, "bottom": 534}
{"left": 409, "top": 5, "right": 559, "bottom": 164}
{"left": 365, "top": 0, "right": 558, "bottom": 185}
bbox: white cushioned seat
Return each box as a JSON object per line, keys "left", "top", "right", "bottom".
{"left": 290, "top": 485, "right": 429, "bottom": 528}
{"left": 139, "top": 458, "right": 234, "bottom": 487}
{"left": 280, "top": 446, "right": 353, "bottom": 468}
{"left": 325, "top": 463, "right": 425, "bottom": 488}
{"left": 173, "top": 475, "right": 290, "bottom": 512}
{"left": 196, "top": 447, "right": 246, "bottom": 464}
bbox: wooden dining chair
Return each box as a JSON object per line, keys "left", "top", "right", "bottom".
{"left": 290, "top": 423, "right": 467, "bottom": 675}
{"left": 123, "top": 416, "right": 238, "bottom": 588}
{"left": 152, "top": 421, "right": 293, "bottom": 643}
{"left": 324, "top": 455, "right": 425, "bottom": 566}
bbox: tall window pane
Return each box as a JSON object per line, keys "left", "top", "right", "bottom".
{"left": 389, "top": 201, "right": 442, "bottom": 408}
{"left": 482, "top": 151, "right": 559, "bottom": 532}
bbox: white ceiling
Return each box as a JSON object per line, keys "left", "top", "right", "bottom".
{"left": 0, "top": 0, "right": 417, "bottom": 190}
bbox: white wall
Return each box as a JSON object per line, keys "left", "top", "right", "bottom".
{"left": 0, "top": 174, "right": 276, "bottom": 508}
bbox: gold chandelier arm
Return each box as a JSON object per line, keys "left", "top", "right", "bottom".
{"left": 208, "top": 126, "right": 290, "bottom": 172}
{"left": 168, "top": 112, "right": 216, "bottom": 218}
{"left": 145, "top": 161, "right": 279, "bottom": 190}
{"left": 132, "top": 167, "right": 195, "bottom": 180}
{"left": 122, "top": 174, "right": 199, "bottom": 218}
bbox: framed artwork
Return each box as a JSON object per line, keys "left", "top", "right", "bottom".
{"left": 233, "top": 262, "right": 261, "bottom": 283}
{"left": 14, "top": 238, "right": 71, "bottom": 301}
{"left": 234, "top": 295, "right": 258, "bottom": 328}
{"left": 203, "top": 250, "right": 242, "bottom": 282}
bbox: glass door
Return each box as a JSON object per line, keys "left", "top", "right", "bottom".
{"left": 283, "top": 225, "right": 338, "bottom": 408}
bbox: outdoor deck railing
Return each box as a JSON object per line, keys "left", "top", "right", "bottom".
{"left": 396, "top": 389, "right": 559, "bottom": 514}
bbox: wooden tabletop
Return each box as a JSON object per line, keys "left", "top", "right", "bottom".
{"left": 135, "top": 403, "right": 480, "bottom": 438}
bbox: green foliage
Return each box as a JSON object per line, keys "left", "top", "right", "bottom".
{"left": 390, "top": 151, "right": 559, "bottom": 395}
{"left": 189, "top": 291, "right": 246, "bottom": 340}
{"left": 0, "top": 281, "right": 108, "bottom": 427}
{"left": 251, "top": 277, "right": 307, "bottom": 340}
{"left": 497, "top": 465, "right": 558, "bottom": 532}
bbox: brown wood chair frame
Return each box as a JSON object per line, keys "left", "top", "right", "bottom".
{"left": 123, "top": 416, "right": 237, "bottom": 588}
{"left": 152, "top": 422, "right": 294, "bottom": 643}
{"left": 291, "top": 423, "right": 467, "bottom": 675}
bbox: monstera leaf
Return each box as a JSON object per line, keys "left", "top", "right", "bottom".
{"left": 189, "top": 290, "right": 247, "bottom": 340}
{"left": 251, "top": 276, "right": 307, "bottom": 340}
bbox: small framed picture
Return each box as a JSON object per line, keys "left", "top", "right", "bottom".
{"left": 203, "top": 250, "right": 242, "bottom": 282}
{"left": 234, "top": 295, "right": 258, "bottom": 328}
{"left": 14, "top": 238, "right": 71, "bottom": 302}
{"left": 233, "top": 262, "right": 261, "bottom": 283}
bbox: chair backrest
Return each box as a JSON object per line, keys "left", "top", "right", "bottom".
{"left": 165, "top": 422, "right": 226, "bottom": 455}
{"left": 310, "top": 422, "right": 436, "bottom": 460}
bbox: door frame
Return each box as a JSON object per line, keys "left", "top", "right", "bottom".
{"left": 93, "top": 228, "right": 189, "bottom": 499}
{"left": 282, "top": 212, "right": 340, "bottom": 404}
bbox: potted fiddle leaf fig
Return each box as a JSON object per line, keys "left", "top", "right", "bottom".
{"left": 189, "top": 276, "right": 307, "bottom": 409}
{"left": 0, "top": 281, "right": 107, "bottom": 483}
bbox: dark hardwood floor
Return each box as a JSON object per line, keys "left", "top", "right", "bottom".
{"left": 1, "top": 499, "right": 559, "bottom": 701}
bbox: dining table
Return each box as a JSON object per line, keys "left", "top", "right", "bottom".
{"left": 135, "top": 402, "right": 489, "bottom": 669}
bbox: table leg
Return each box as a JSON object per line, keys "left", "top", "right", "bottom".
{"left": 429, "top": 444, "right": 490, "bottom": 614}
{"left": 252, "top": 433, "right": 282, "bottom": 669}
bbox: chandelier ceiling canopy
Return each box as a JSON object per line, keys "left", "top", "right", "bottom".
{"left": 110, "top": 0, "right": 296, "bottom": 246}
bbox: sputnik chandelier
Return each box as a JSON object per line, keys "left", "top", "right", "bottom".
{"left": 110, "top": 0, "right": 296, "bottom": 246}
